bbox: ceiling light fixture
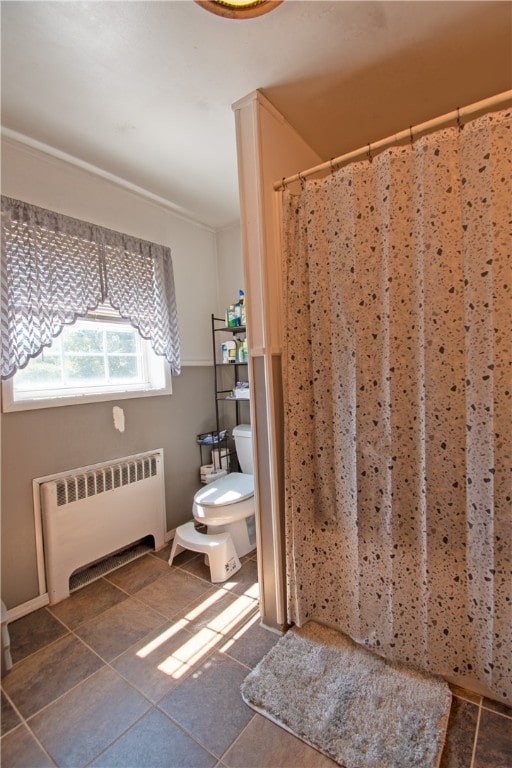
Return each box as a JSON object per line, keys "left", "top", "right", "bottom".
{"left": 195, "top": 0, "right": 283, "bottom": 20}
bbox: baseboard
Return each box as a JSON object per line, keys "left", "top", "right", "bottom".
{"left": 6, "top": 593, "right": 49, "bottom": 622}
{"left": 7, "top": 534, "right": 176, "bottom": 622}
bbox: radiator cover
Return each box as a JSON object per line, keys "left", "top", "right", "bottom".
{"left": 39, "top": 450, "right": 166, "bottom": 604}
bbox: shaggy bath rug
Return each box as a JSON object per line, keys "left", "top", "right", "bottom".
{"left": 241, "top": 621, "right": 451, "bottom": 768}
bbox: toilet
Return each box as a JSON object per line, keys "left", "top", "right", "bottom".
{"left": 193, "top": 424, "right": 256, "bottom": 558}
{"left": 168, "top": 424, "right": 256, "bottom": 582}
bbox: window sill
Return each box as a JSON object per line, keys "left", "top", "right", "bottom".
{"left": 1, "top": 383, "right": 172, "bottom": 413}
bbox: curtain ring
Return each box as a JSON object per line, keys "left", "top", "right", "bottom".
{"left": 457, "top": 107, "right": 464, "bottom": 131}
{"left": 409, "top": 126, "right": 414, "bottom": 146}
{"left": 367, "top": 143, "right": 373, "bottom": 163}
{"left": 298, "top": 171, "right": 306, "bottom": 189}
{"left": 281, "top": 177, "right": 287, "bottom": 190}
{"left": 330, "top": 158, "right": 336, "bottom": 175}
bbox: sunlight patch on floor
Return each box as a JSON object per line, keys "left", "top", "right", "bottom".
{"left": 220, "top": 573, "right": 259, "bottom": 600}
{"left": 183, "top": 589, "right": 228, "bottom": 621}
{"left": 136, "top": 619, "right": 189, "bottom": 659}
{"left": 219, "top": 609, "right": 261, "bottom": 654}
{"left": 199, "top": 593, "right": 257, "bottom": 636}
{"left": 133, "top": 586, "right": 259, "bottom": 680}
{"left": 158, "top": 627, "right": 220, "bottom": 679}
{"left": 243, "top": 582, "right": 259, "bottom": 599}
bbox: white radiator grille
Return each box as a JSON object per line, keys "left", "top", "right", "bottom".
{"left": 55, "top": 456, "right": 158, "bottom": 506}
{"left": 37, "top": 450, "right": 166, "bottom": 604}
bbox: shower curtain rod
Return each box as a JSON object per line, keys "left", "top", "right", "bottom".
{"left": 274, "top": 89, "right": 512, "bottom": 190}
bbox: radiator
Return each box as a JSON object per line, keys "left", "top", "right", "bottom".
{"left": 39, "top": 450, "right": 166, "bottom": 604}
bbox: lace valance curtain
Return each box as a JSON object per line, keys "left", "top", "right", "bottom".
{"left": 1, "top": 196, "right": 181, "bottom": 379}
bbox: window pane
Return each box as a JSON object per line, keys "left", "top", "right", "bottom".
{"left": 106, "top": 329, "right": 137, "bottom": 354}
{"left": 45, "top": 336, "right": 62, "bottom": 355}
{"left": 108, "top": 356, "right": 139, "bottom": 380}
{"left": 64, "top": 355, "right": 105, "bottom": 383}
{"left": 63, "top": 328, "right": 103, "bottom": 353}
{"left": 15, "top": 353, "right": 62, "bottom": 389}
{"left": 9, "top": 315, "right": 169, "bottom": 408}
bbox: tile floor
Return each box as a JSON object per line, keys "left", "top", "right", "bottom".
{"left": 1, "top": 545, "right": 511, "bottom": 768}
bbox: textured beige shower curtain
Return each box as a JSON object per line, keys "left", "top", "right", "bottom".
{"left": 282, "top": 108, "right": 511, "bottom": 702}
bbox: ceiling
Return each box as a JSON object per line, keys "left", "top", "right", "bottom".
{"left": 1, "top": 1, "right": 511, "bottom": 230}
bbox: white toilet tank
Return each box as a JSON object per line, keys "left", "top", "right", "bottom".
{"left": 233, "top": 424, "right": 253, "bottom": 474}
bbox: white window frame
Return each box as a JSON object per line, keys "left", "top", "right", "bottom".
{"left": 1, "top": 313, "right": 172, "bottom": 412}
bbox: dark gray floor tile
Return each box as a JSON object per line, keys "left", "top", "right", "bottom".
{"left": 159, "top": 652, "right": 254, "bottom": 758}
{"left": 179, "top": 554, "right": 258, "bottom": 598}
{"left": 222, "top": 713, "right": 338, "bottom": 768}
{"left": 90, "top": 707, "right": 216, "bottom": 768}
{"left": 134, "top": 568, "right": 212, "bottom": 619}
{"left": 0, "top": 724, "right": 55, "bottom": 768}
{"left": 1, "top": 634, "right": 103, "bottom": 719}
{"left": 104, "top": 554, "right": 170, "bottom": 593}
{"left": 29, "top": 666, "right": 150, "bottom": 768}
{"left": 1, "top": 691, "right": 21, "bottom": 736}
{"left": 151, "top": 541, "right": 173, "bottom": 561}
{"left": 7, "top": 608, "right": 68, "bottom": 664}
{"left": 483, "top": 696, "right": 512, "bottom": 718}
{"left": 111, "top": 622, "right": 207, "bottom": 703}
{"left": 184, "top": 587, "right": 258, "bottom": 637}
{"left": 220, "top": 614, "right": 281, "bottom": 669}
{"left": 474, "top": 708, "right": 512, "bottom": 767}
{"left": 449, "top": 683, "right": 482, "bottom": 704}
{"left": 48, "top": 579, "right": 128, "bottom": 629}
{"left": 74, "top": 596, "right": 166, "bottom": 661}
{"left": 440, "top": 695, "right": 478, "bottom": 768}
{"left": 177, "top": 553, "right": 213, "bottom": 581}
{"left": 154, "top": 542, "right": 197, "bottom": 565}
{"left": 220, "top": 558, "right": 259, "bottom": 598}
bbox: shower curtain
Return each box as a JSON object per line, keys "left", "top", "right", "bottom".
{"left": 282, "top": 107, "right": 511, "bottom": 702}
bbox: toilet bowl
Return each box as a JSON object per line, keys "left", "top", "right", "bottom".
{"left": 192, "top": 424, "right": 256, "bottom": 558}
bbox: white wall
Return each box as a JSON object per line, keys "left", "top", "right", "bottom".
{"left": 215, "top": 223, "right": 244, "bottom": 320}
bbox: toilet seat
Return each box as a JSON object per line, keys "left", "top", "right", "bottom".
{"left": 193, "top": 472, "right": 255, "bottom": 526}
{"left": 194, "top": 472, "right": 254, "bottom": 506}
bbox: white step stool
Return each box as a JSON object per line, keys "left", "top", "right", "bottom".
{"left": 169, "top": 521, "right": 241, "bottom": 583}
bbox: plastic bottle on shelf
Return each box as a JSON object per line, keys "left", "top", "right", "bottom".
{"left": 221, "top": 340, "right": 236, "bottom": 363}
{"left": 226, "top": 304, "right": 236, "bottom": 327}
{"left": 239, "top": 289, "right": 246, "bottom": 326}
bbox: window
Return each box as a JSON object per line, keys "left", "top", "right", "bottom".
{"left": 1, "top": 196, "right": 181, "bottom": 382}
{"left": 2, "top": 313, "right": 171, "bottom": 412}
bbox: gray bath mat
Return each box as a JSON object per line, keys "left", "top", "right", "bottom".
{"left": 241, "top": 621, "right": 451, "bottom": 768}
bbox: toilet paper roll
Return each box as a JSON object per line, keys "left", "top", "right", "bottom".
{"left": 211, "top": 448, "right": 230, "bottom": 470}
{"left": 200, "top": 464, "right": 214, "bottom": 482}
{"left": 204, "top": 468, "right": 228, "bottom": 484}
